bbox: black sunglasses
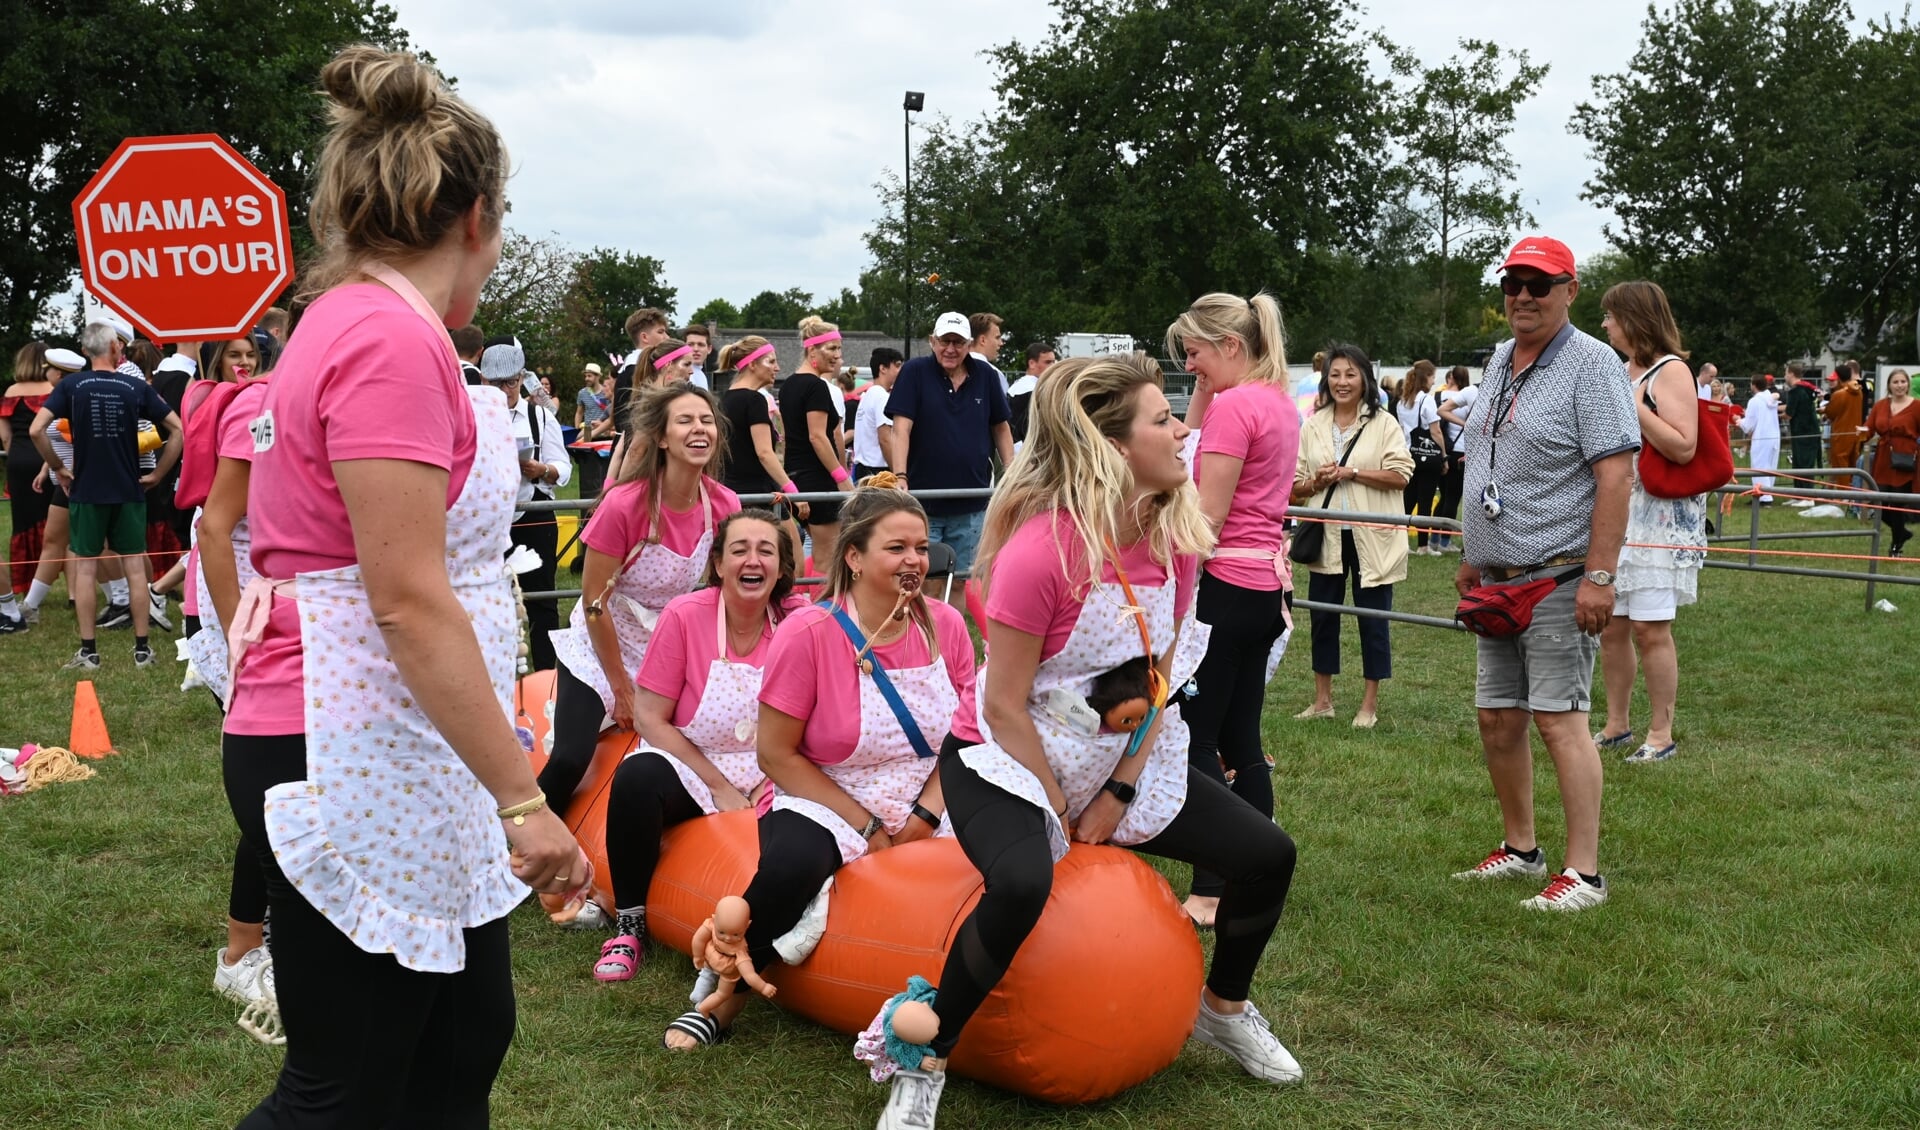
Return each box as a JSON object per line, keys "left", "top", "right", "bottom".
{"left": 1501, "top": 274, "right": 1574, "bottom": 298}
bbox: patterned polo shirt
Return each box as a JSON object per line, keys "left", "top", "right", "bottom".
{"left": 1459, "top": 320, "right": 1640, "bottom": 569}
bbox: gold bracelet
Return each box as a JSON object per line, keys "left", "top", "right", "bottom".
{"left": 496, "top": 792, "right": 548, "bottom": 825}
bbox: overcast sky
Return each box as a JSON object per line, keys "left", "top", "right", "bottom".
{"left": 387, "top": 0, "right": 1909, "bottom": 324}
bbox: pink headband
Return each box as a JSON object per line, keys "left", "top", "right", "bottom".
{"left": 802, "top": 330, "right": 841, "bottom": 349}
{"left": 652, "top": 345, "right": 693, "bottom": 371}
{"left": 733, "top": 343, "right": 775, "bottom": 371}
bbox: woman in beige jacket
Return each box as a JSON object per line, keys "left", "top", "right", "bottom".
{"left": 1290, "top": 346, "right": 1413, "bottom": 728}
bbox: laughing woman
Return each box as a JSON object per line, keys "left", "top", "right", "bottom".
{"left": 661, "top": 480, "right": 979, "bottom": 1050}
{"left": 591, "top": 510, "right": 807, "bottom": 982}
{"left": 859, "top": 356, "right": 1301, "bottom": 1130}
{"left": 541, "top": 382, "right": 741, "bottom": 815}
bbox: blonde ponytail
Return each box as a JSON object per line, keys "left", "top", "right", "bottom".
{"left": 1164, "top": 291, "right": 1288, "bottom": 387}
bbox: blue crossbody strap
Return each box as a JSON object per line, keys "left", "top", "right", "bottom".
{"left": 823, "top": 602, "right": 938, "bottom": 759}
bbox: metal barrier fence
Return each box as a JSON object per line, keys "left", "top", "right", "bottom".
{"left": 520, "top": 475, "right": 1910, "bottom": 619}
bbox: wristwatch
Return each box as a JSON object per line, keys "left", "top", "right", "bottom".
{"left": 1584, "top": 569, "right": 1615, "bottom": 587}
{"left": 1100, "top": 778, "right": 1137, "bottom": 805}
{"left": 860, "top": 813, "right": 885, "bottom": 840}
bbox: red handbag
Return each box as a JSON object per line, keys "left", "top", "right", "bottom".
{"left": 1640, "top": 387, "right": 1734, "bottom": 500}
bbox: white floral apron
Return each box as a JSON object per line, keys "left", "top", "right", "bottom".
{"left": 771, "top": 608, "right": 957, "bottom": 865}
{"left": 184, "top": 511, "right": 253, "bottom": 708}
{"left": 549, "top": 486, "right": 714, "bottom": 717}
{"left": 965, "top": 575, "right": 1211, "bottom": 863}
{"left": 631, "top": 596, "right": 771, "bottom": 815}
{"left": 231, "top": 266, "right": 526, "bottom": 973}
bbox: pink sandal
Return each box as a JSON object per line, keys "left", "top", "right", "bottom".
{"left": 594, "top": 934, "right": 641, "bottom": 982}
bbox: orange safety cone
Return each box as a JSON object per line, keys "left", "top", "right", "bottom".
{"left": 69, "top": 680, "right": 114, "bottom": 759}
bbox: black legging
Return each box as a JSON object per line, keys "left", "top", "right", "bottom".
{"left": 538, "top": 662, "right": 612, "bottom": 806}
{"left": 740, "top": 809, "right": 845, "bottom": 971}
{"left": 231, "top": 834, "right": 268, "bottom": 925}
{"left": 604, "top": 752, "right": 705, "bottom": 910}
{"left": 1182, "top": 572, "right": 1290, "bottom": 900}
{"left": 223, "top": 733, "right": 515, "bottom": 1129}
{"left": 509, "top": 509, "right": 558, "bottom": 672}
{"left": 928, "top": 753, "right": 1296, "bottom": 1057}
{"left": 1435, "top": 450, "right": 1466, "bottom": 534}
{"left": 1403, "top": 457, "right": 1444, "bottom": 547}
{"left": 1884, "top": 481, "right": 1913, "bottom": 548}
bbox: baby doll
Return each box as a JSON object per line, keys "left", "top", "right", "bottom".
{"left": 1085, "top": 656, "right": 1155, "bottom": 733}
{"left": 691, "top": 895, "right": 777, "bottom": 1017}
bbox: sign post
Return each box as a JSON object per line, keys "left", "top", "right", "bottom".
{"left": 70, "top": 134, "right": 293, "bottom": 343}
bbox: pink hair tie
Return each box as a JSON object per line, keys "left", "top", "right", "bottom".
{"left": 652, "top": 345, "right": 693, "bottom": 370}
{"left": 734, "top": 343, "right": 775, "bottom": 371}
{"left": 802, "top": 330, "right": 842, "bottom": 349}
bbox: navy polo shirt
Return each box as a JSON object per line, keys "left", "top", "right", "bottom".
{"left": 885, "top": 354, "right": 1010, "bottom": 515}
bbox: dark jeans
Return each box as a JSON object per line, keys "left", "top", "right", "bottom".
{"left": 223, "top": 733, "right": 514, "bottom": 1130}
{"left": 538, "top": 662, "right": 613, "bottom": 807}
{"left": 1306, "top": 530, "right": 1393, "bottom": 681}
{"left": 604, "top": 752, "right": 705, "bottom": 910}
{"left": 509, "top": 507, "right": 558, "bottom": 672}
{"left": 1403, "top": 457, "right": 1444, "bottom": 547}
{"left": 928, "top": 753, "right": 1296, "bottom": 1056}
{"left": 1183, "top": 571, "right": 1289, "bottom": 899}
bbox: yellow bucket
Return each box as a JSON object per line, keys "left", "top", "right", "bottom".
{"left": 556, "top": 512, "right": 582, "bottom": 568}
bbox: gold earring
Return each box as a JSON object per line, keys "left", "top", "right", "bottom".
{"left": 853, "top": 569, "right": 862, "bottom": 581}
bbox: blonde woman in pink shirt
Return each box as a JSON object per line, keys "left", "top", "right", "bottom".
{"left": 221, "top": 47, "right": 579, "bottom": 1127}
{"left": 1165, "top": 291, "right": 1300, "bottom": 930}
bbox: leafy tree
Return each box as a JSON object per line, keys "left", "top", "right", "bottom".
{"left": 0, "top": 0, "right": 424, "bottom": 341}
{"left": 858, "top": 0, "right": 1402, "bottom": 348}
{"left": 1392, "top": 39, "right": 1547, "bottom": 358}
{"left": 471, "top": 229, "right": 576, "bottom": 377}
{"left": 1572, "top": 0, "right": 1855, "bottom": 372}
{"left": 1567, "top": 247, "right": 1652, "bottom": 342}
{"left": 1823, "top": 15, "right": 1920, "bottom": 360}
{"left": 687, "top": 297, "right": 740, "bottom": 328}
{"left": 561, "top": 246, "right": 675, "bottom": 364}
{"left": 736, "top": 287, "right": 815, "bottom": 329}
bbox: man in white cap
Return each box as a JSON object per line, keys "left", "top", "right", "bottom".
{"left": 30, "top": 321, "right": 183, "bottom": 670}
{"left": 483, "top": 335, "right": 568, "bottom": 671}
{"left": 886, "top": 311, "right": 1014, "bottom": 603}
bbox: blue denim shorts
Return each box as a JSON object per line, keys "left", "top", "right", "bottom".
{"left": 926, "top": 509, "right": 986, "bottom": 574}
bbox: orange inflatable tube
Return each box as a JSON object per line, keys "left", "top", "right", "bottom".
{"left": 518, "top": 677, "right": 1205, "bottom": 1105}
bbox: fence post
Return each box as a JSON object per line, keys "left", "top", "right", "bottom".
{"left": 1747, "top": 488, "right": 1762, "bottom": 567}
{"left": 1866, "top": 500, "right": 1883, "bottom": 613}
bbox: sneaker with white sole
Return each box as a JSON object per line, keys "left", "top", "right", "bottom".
{"left": 1451, "top": 845, "right": 1548, "bottom": 881}
{"left": 875, "top": 1065, "right": 947, "bottom": 1130}
{"left": 96, "top": 602, "right": 132, "bottom": 630}
{"left": 1189, "top": 997, "right": 1303, "bottom": 1084}
{"left": 214, "top": 946, "right": 272, "bottom": 1003}
{"left": 1522, "top": 868, "right": 1608, "bottom": 912}
{"left": 133, "top": 645, "right": 156, "bottom": 668}
{"left": 61, "top": 649, "right": 103, "bottom": 671}
{"left": 147, "top": 594, "right": 172, "bottom": 632}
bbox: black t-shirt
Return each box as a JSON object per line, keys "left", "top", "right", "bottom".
{"left": 611, "top": 372, "right": 640, "bottom": 437}
{"left": 778, "top": 371, "right": 840, "bottom": 487}
{"left": 42, "top": 369, "right": 172, "bottom": 505}
{"left": 720, "top": 387, "right": 779, "bottom": 495}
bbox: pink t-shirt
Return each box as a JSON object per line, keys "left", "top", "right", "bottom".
{"left": 227, "top": 284, "right": 476, "bottom": 736}
{"left": 184, "top": 382, "right": 272, "bottom": 619}
{"left": 985, "top": 511, "right": 1198, "bottom": 662}
{"left": 758, "top": 598, "right": 981, "bottom": 764}
{"left": 581, "top": 477, "right": 740, "bottom": 562}
{"left": 1197, "top": 381, "right": 1300, "bottom": 591}
{"left": 635, "top": 587, "right": 811, "bottom": 727}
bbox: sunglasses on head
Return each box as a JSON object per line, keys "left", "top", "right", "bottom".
{"left": 1500, "top": 274, "right": 1574, "bottom": 298}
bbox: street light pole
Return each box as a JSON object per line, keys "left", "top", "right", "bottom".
{"left": 903, "top": 91, "right": 923, "bottom": 359}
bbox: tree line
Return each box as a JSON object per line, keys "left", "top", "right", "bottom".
{"left": 9, "top": 0, "right": 1917, "bottom": 379}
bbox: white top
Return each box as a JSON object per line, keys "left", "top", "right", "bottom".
{"left": 1439, "top": 385, "right": 1478, "bottom": 446}
{"left": 827, "top": 381, "right": 847, "bottom": 425}
{"left": 1394, "top": 391, "right": 1440, "bottom": 442}
{"left": 688, "top": 368, "right": 710, "bottom": 391}
{"left": 509, "top": 398, "right": 571, "bottom": 516}
{"left": 853, "top": 385, "right": 892, "bottom": 468}
{"left": 1742, "top": 391, "right": 1781, "bottom": 440}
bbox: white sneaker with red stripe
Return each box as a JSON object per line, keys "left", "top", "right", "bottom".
{"left": 1522, "top": 868, "right": 1608, "bottom": 911}
{"left": 1451, "top": 845, "right": 1548, "bottom": 881}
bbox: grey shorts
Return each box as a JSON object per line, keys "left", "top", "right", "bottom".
{"left": 1474, "top": 573, "right": 1599, "bottom": 713}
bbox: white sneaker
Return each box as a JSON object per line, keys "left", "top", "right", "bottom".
{"left": 148, "top": 593, "right": 172, "bottom": 632}
{"left": 1189, "top": 997, "right": 1302, "bottom": 1084}
{"left": 1451, "top": 845, "right": 1549, "bottom": 881}
{"left": 875, "top": 1066, "right": 947, "bottom": 1129}
{"left": 214, "top": 946, "right": 272, "bottom": 1003}
{"left": 1522, "top": 868, "right": 1608, "bottom": 912}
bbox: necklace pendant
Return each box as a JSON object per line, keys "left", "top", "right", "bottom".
{"left": 859, "top": 657, "right": 873, "bottom": 676}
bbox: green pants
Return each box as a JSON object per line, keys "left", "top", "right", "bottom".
{"left": 69, "top": 501, "right": 147, "bottom": 557}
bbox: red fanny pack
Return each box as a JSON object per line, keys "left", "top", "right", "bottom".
{"left": 1456, "top": 566, "right": 1584, "bottom": 638}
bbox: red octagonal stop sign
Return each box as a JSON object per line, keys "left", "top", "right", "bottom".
{"left": 71, "top": 134, "right": 293, "bottom": 342}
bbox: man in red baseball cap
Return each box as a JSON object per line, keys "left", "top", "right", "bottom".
{"left": 1451, "top": 234, "right": 1641, "bottom": 913}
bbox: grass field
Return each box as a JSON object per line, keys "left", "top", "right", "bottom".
{"left": 1, "top": 495, "right": 1916, "bottom": 1129}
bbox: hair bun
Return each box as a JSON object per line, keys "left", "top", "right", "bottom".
{"left": 321, "top": 45, "right": 443, "bottom": 124}
{"left": 857, "top": 470, "right": 908, "bottom": 492}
